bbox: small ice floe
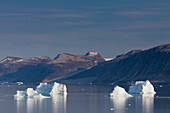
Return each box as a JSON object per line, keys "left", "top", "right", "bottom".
{"left": 1, "top": 82, "right": 9, "bottom": 85}
{"left": 16, "top": 82, "right": 23, "bottom": 85}
{"left": 128, "top": 80, "right": 156, "bottom": 94}
{"left": 110, "top": 108, "right": 114, "bottom": 111}
{"left": 14, "top": 82, "right": 67, "bottom": 99}
{"left": 110, "top": 86, "right": 133, "bottom": 97}
{"left": 14, "top": 90, "right": 26, "bottom": 98}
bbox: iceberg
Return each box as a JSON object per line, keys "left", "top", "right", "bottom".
{"left": 16, "top": 82, "right": 23, "bottom": 85}
{"left": 128, "top": 80, "right": 156, "bottom": 94}
{"left": 36, "top": 83, "right": 53, "bottom": 95}
{"left": 14, "top": 90, "right": 26, "bottom": 98}
{"left": 26, "top": 88, "right": 38, "bottom": 98}
{"left": 50, "top": 82, "right": 67, "bottom": 95}
{"left": 14, "top": 82, "right": 67, "bottom": 98}
{"left": 110, "top": 86, "right": 133, "bottom": 97}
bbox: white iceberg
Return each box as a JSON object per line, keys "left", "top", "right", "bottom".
{"left": 14, "top": 82, "right": 67, "bottom": 98}
{"left": 36, "top": 83, "right": 53, "bottom": 95}
{"left": 110, "top": 85, "right": 133, "bottom": 97}
{"left": 128, "top": 80, "right": 156, "bottom": 94}
{"left": 14, "top": 90, "right": 26, "bottom": 98}
{"left": 50, "top": 82, "right": 67, "bottom": 95}
{"left": 16, "top": 82, "right": 23, "bottom": 85}
{"left": 26, "top": 88, "right": 38, "bottom": 98}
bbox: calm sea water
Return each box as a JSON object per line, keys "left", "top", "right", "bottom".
{"left": 0, "top": 84, "right": 170, "bottom": 113}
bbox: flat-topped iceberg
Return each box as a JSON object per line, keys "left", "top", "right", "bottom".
{"left": 14, "top": 82, "right": 67, "bottom": 99}
{"left": 110, "top": 86, "right": 133, "bottom": 97}
{"left": 128, "top": 80, "right": 156, "bottom": 94}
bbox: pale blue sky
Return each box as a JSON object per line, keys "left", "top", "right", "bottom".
{"left": 0, "top": 0, "right": 170, "bottom": 59}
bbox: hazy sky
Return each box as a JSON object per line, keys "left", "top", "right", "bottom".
{"left": 0, "top": 0, "right": 170, "bottom": 59}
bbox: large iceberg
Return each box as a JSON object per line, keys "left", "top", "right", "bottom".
{"left": 110, "top": 85, "right": 133, "bottom": 97}
{"left": 26, "top": 88, "right": 38, "bottom": 98}
{"left": 14, "top": 82, "right": 67, "bottom": 98}
{"left": 128, "top": 80, "right": 156, "bottom": 94}
{"left": 36, "top": 83, "right": 53, "bottom": 95}
{"left": 50, "top": 82, "right": 67, "bottom": 95}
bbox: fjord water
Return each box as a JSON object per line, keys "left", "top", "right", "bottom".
{"left": 0, "top": 85, "right": 170, "bottom": 113}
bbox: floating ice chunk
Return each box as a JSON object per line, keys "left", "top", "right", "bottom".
{"left": 26, "top": 88, "right": 38, "bottom": 98}
{"left": 38, "top": 94, "right": 51, "bottom": 98}
{"left": 128, "top": 80, "right": 156, "bottom": 94}
{"left": 110, "top": 86, "right": 133, "bottom": 97}
{"left": 14, "top": 90, "right": 26, "bottom": 98}
{"left": 14, "top": 82, "right": 67, "bottom": 99}
{"left": 35, "top": 83, "right": 53, "bottom": 95}
{"left": 16, "top": 82, "right": 23, "bottom": 85}
{"left": 50, "top": 82, "right": 67, "bottom": 95}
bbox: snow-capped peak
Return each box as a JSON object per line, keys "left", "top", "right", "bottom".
{"left": 85, "top": 52, "right": 99, "bottom": 56}
{"left": 104, "top": 58, "right": 114, "bottom": 61}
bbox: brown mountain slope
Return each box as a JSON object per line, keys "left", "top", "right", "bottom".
{"left": 62, "top": 44, "right": 170, "bottom": 84}
{"left": 0, "top": 52, "right": 105, "bottom": 83}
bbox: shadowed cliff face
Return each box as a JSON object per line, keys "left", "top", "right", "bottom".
{"left": 0, "top": 53, "right": 105, "bottom": 83}
{"left": 63, "top": 44, "right": 170, "bottom": 85}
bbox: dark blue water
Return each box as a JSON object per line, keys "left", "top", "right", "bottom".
{"left": 0, "top": 84, "right": 170, "bottom": 113}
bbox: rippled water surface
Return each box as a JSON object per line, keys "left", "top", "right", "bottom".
{"left": 0, "top": 84, "right": 170, "bottom": 113}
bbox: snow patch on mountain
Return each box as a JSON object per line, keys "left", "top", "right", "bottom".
{"left": 104, "top": 58, "right": 114, "bottom": 61}
{"left": 85, "top": 52, "right": 99, "bottom": 56}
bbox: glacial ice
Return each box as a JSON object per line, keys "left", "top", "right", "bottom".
{"left": 50, "top": 82, "right": 67, "bottom": 95}
{"left": 110, "top": 85, "right": 133, "bottom": 97}
{"left": 14, "top": 82, "right": 67, "bottom": 99}
{"left": 128, "top": 80, "right": 156, "bottom": 94}
{"left": 14, "top": 90, "right": 26, "bottom": 98}
{"left": 26, "top": 88, "right": 38, "bottom": 98}
{"left": 36, "top": 83, "right": 53, "bottom": 95}
{"left": 16, "top": 82, "right": 23, "bottom": 85}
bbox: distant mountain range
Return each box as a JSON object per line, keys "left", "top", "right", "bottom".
{"left": 60, "top": 44, "right": 170, "bottom": 85}
{"left": 0, "top": 52, "right": 104, "bottom": 83}
{"left": 0, "top": 44, "right": 169, "bottom": 84}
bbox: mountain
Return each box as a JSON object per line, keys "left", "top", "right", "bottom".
{"left": 61, "top": 44, "right": 170, "bottom": 85}
{"left": 43, "top": 52, "right": 104, "bottom": 82}
{"left": 0, "top": 52, "right": 105, "bottom": 83}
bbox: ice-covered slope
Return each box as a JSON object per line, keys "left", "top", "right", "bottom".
{"left": 85, "top": 52, "right": 99, "bottom": 56}
{"left": 104, "top": 58, "right": 114, "bottom": 61}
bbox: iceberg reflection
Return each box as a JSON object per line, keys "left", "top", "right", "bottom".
{"left": 142, "top": 94, "right": 154, "bottom": 113}
{"left": 52, "top": 94, "right": 67, "bottom": 113}
{"left": 27, "top": 98, "right": 34, "bottom": 113}
{"left": 133, "top": 94, "right": 154, "bottom": 113}
{"left": 16, "top": 96, "right": 50, "bottom": 113}
{"left": 16, "top": 98, "right": 26, "bottom": 113}
{"left": 110, "top": 96, "right": 130, "bottom": 113}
